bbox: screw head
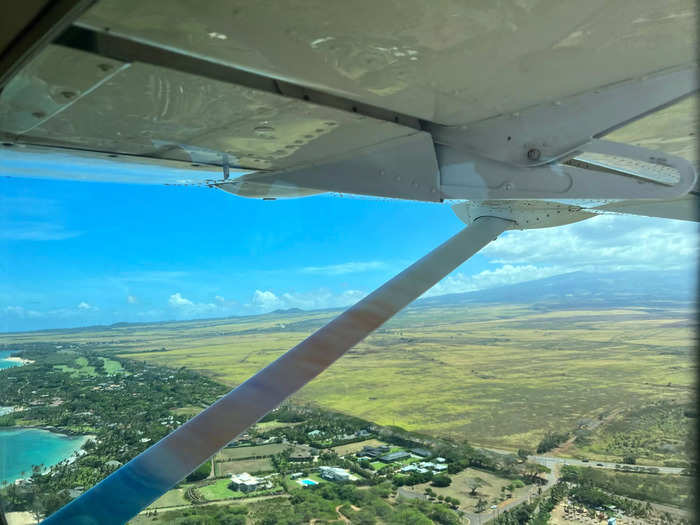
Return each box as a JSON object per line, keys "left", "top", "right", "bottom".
{"left": 527, "top": 148, "right": 541, "bottom": 161}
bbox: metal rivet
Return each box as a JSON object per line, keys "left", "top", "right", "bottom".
{"left": 527, "top": 148, "right": 541, "bottom": 161}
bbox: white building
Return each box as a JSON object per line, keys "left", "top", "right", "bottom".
{"left": 319, "top": 466, "right": 351, "bottom": 481}
{"left": 230, "top": 472, "right": 262, "bottom": 492}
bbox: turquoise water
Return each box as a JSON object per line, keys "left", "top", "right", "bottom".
{"left": 0, "top": 350, "right": 22, "bottom": 370}
{"left": 0, "top": 428, "right": 87, "bottom": 483}
{"left": 300, "top": 478, "right": 317, "bottom": 486}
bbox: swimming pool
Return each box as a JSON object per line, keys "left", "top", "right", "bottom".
{"left": 299, "top": 478, "right": 318, "bottom": 486}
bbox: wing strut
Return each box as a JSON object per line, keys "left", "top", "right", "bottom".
{"left": 43, "top": 216, "right": 511, "bottom": 524}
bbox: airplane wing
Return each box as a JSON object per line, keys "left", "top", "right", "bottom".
{"left": 0, "top": 2, "right": 696, "bottom": 523}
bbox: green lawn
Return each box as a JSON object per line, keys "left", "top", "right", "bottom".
{"left": 215, "top": 457, "right": 274, "bottom": 476}
{"left": 199, "top": 479, "right": 244, "bottom": 500}
{"left": 219, "top": 443, "right": 288, "bottom": 460}
{"left": 54, "top": 356, "right": 97, "bottom": 377}
{"left": 146, "top": 488, "right": 189, "bottom": 509}
{"left": 101, "top": 357, "right": 125, "bottom": 374}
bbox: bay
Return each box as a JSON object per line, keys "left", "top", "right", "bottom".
{"left": 0, "top": 350, "right": 23, "bottom": 370}
{"left": 0, "top": 428, "right": 88, "bottom": 484}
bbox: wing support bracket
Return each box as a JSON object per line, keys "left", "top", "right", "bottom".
{"left": 438, "top": 139, "right": 697, "bottom": 201}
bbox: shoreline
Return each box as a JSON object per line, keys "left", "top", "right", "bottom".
{"left": 3, "top": 356, "right": 35, "bottom": 365}
{"left": 2, "top": 427, "right": 95, "bottom": 485}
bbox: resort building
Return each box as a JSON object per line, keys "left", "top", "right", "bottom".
{"left": 319, "top": 466, "right": 351, "bottom": 481}
{"left": 229, "top": 472, "right": 262, "bottom": 492}
{"left": 380, "top": 451, "right": 410, "bottom": 463}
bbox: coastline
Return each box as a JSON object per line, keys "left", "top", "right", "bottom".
{"left": 4, "top": 356, "right": 34, "bottom": 365}
{"left": 1, "top": 427, "right": 94, "bottom": 485}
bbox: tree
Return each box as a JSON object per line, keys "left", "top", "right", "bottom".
{"left": 622, "top": 455, "right": 636, "bottom": 465}
{"left": 468, "top": 477, "right": 487, "bottom": 495}
{"left": 431, "top": 474, "right": 451, "bottom": 487}
{"left": 475, "top": 497, "right": 488, "bottom": 513}
{"left": 517, "top": 448, "right": 531, "bottom": 461}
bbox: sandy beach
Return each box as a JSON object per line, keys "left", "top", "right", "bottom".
{"left": 4, "top": 356, "right": 35, "bottom": 365}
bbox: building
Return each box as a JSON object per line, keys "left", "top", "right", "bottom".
{"left": 435, "top": 457, "right": 446, "bottom": 463}
{"left": 432, "top": 464, "right": 447, "bottom": 472}
{"left": 229, "top": 472, "right": 262, "bottom": 493}
{"left": 410, "top": 448, "right": 432, "bottom": 458}
{"left": 319, "top": 466, "right": 351, "bottom": 481}
{"left": 380, "top": 451, "right": 411, "bottom": 463}
{"left": 290, "top": 472, "right": 303, "bottom": 479}
{"left": 357, "top": 445, "right": 390, "bottom": 458}
{"left": 307, "top": 429, "right": 322, "bottom": 438}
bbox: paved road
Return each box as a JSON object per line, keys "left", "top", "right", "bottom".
{"left": 479, "top": 447, "right": 684, "bottom": 474}
{"left": 529, "top": 455, "right": 684, "bottom": 475}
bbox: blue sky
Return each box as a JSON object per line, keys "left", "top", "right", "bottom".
{"left": 1, "top": 172, "right": 697, "bottom": 332}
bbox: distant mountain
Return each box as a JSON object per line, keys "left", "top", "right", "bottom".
{"left": 417, "top": 270, "right": 697, "bottom": 309}
{"left": 271, "top": 308, "right": 306, "bottom": 315}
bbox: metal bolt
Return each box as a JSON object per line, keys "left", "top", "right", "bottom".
{"left": 527, "top": 148, "right": 541, "bottom": 161}
{"left": 504, "top": 182, "right": 513, "bottom": 191}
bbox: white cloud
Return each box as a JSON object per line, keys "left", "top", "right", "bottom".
{"left": 426, "top": 264, "right": 566, "bottom": 297}
{"left": 249, "top": 288, "right": 366, "bottom": 313}
{"left": 301, "top": 261, "right": 385, "bottom": 275}
{"left": 168, "top": 292, "right": 220, "bottom": 318}
{"left": 214, "top": 295, "right": 225, "bottom": 303}
{"left": 77, "top": 301, "right": 98, "bottom": 311}
{"left": 168, "top": 293, "right": 194, "bottom": 307}
{"left": 2, "top": 305, "right": 43, "bottom": 318}
{"left": 423, "top": 214, "right": 698, "bottom": 298}
{"left": 251, "top": 290, "right": 283, "bottom": 310}
{"left": 127, "top": 295, "right": 138, "bottom": 304}
{"left": 481, "top": 214, "right": 698, "bottom": 271}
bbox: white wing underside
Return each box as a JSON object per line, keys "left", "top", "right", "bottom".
{"left": 0, "top": 0, "right": 697, "bottom": 221}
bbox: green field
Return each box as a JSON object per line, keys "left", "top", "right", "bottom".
{"left": 146, "top": 487, "right": 189, "bottom": 509}
{"left": 570, "top": 400, "right": 696, "bottom": 465}
{"left": 216, "top": 458, "right": 274, "bottom": 476}
{"left": 2, "top": 301, "right": 695, "bottom": 453}
{"left": 199, "top": 479, "right": 244, "bottom": 500}
{"left": 218, "top": 444, "right": 289, "bottom": 460}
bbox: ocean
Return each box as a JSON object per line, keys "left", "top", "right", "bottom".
{"left": 0, "top": 350, "right": 22, "bottom": 370}
{"left": 0, "top": 428, "right": 88, "bottom": 484}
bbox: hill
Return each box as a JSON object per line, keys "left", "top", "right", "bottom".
{"left": 418, "top": 270, "right": 696, "bottom": 309}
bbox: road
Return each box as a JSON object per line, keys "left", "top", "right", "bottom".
{"left": 528, "top": 455, "right": 684, "bottom": 475}
{"left": 480, "top": 447, "right": 684, "bottom": 474}
{"left": 463, "top": 461, "right": 559, "bottom": 525}
{"left": 462, "top": 448, "right": 686, "bottom": 524}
